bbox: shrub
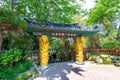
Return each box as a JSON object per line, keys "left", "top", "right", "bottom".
{"left": 0, "top": 60, "right": 33, "bottom": 80}
{"left": 14, "top": 33, "right": 34, "bottom": 60}
{"left": 102, "top": 57, "right": 112, "bottom": 64}
{"left": 89, "top": 54, "right": 97, "bottom": 62}
{"left": 99, "top": 54, "right": 113, "bottom": 64}
{"left": 103, "top": 41, "right": 120, "bottom": 48}
{"left": 16, "top": 71, "right": 32, "bottom": 80}
{"left": 0, "top": 8, "right": 27, "bottom": 29}
{"left": 0, "top": 48, "right": 23, "bottom": 67}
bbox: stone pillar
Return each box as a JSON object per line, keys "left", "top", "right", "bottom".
{"left": 75, "top": 36, "right": 85, "bottom": 62}
{"left": 39, "top": 35, "right": 49, "bottom": 67}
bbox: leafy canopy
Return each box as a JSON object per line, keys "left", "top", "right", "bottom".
{"left": 0, "top": 8, "right": 27, "bottom": 30}
{"left": 2, "top": 0, "right": 82, "bottom": 23}
{"left": 86, "top": 0, "right": 120, "bottom": 25}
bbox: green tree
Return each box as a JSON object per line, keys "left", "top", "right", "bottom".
{"left": 85, "top": 0, "right": 120, "bottom": 48}
{"left": 0, "top": 8, "right": 27, "bottom": 52}
{"left": 86, "top": 0, "right": 120, "bottom": 36}
{"left": 2, "top": 0, "right": 83, "bottom": 23}
{"left": 87, "top": 0, "right": 120, "bottom": 25}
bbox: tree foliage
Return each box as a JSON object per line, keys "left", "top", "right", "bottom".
{"left": 0, "top": 8, "right": 27, "bottom": 30}
{"left": 103, "top": 41, "right": 120, "bottom": 48}
{"left": 2, "top": 0, "right": 82, "bottom": 23}
{"left": 86, "top": 0, "right": 119, "bottom": 35}
{"left": 0, "top": 8, "right": 27, "bottom": 52}
{"left": 85, "top": 0, "right": 120, "bottom": 48}
{"left": 86, "top": 0, "right": 120, "bottom": 25}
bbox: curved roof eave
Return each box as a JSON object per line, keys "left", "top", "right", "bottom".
{"left": 24, "top": 18, "right": 100, "bottom": 36}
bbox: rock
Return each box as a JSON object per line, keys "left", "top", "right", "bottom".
{"left": 17, "top": 63, "right": 43, "bottom": 80}
{"left": 86, "top": 53, "right": 91, "bottom": 60}
{"left": 113, "top": 60, "right": 120, "bottom": 67}
{"left": 25, "top": 71, "right": 32, "bottom": 79}
{"left": 113, "top": 60, "right": 119, "bottom": 63}
{"left": 110, "top": 55, "right": 119, "bottom": 60}
{"left": 114, "top": 63, "right": 120, "bottom": 67}
{"left": 17, "top": 74, "right": 24, "bottom": 80}
{"left": 100, "top": 54, "right": 109, "bottom": 57}
{"left": 33, "top": 63, "right": 42, "bottom": 75}
{"left": 96, "top": 56, "right": 103, "bottom": 64}
{"left": 27, "top": 77, "right": 34, "bottom": 80}
{"left": 75, "top": 62, "right": 85, "bottom": 65}
{"left": 17, "top": 71, "right": 32, "bottom": 80}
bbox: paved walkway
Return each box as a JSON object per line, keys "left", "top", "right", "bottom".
{"left": 34, "top": 62, "right": 120, "bottom": 80}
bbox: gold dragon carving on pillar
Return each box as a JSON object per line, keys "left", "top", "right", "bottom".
{"left": 75, "top": 36, "right": 85, "bottom": 62}
{"left": 39, "top": 35, "right": 49, "bottom": 66}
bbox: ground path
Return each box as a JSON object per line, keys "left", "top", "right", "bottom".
{"left": 34, "top": 62, "right": 120, "bottom": 80}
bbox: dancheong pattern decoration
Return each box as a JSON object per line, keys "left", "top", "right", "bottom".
{"left": 24, "top": 18, "right": 100, "bottom": 37}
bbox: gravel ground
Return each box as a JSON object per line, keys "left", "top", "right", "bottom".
{"left": 34, "top": 62, "right": 120, "bottom": 80}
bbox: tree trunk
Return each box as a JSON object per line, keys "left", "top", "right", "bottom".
{"left": 11, "top": 0, "right": 14, "bottom": 11}
{"left": 64, "top": 38, "right": 70, "bottom": 61}
{"left": 0, "top": 32, "right": 3, "bottom": 52}
{"left": 116, "top": 25, "right": 120, "bottom": 41}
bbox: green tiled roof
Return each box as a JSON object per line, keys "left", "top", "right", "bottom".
{"left": 24, "top": 18, "right": 100, "bottom": 37}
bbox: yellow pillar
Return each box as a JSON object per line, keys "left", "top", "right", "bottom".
{"left": 39, "top": 35, "right": 49, "bottom": 66}
{"left": 75, "top": 36, "right": 85, "bottom": 62}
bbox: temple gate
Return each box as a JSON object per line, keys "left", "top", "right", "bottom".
{"left": 24, "top": 18, "right": 99, "bottom": 67}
